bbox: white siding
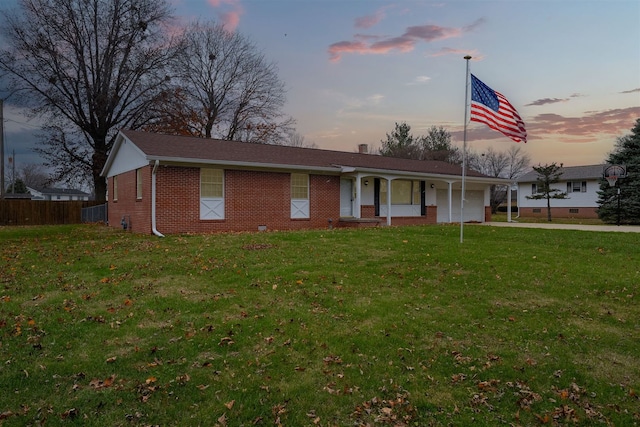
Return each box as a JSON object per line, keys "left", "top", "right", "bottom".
{"left": 518, "top": 179, "right": 600, "bottom": 208}
{"left": 105, "top": 139, "right": 148, "bottom": 177}
{"left": 437, "top": 190, "right": 484, "bottom": 223}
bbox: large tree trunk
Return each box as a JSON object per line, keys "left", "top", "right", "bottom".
{"left": 92, "top": 147, "right": 108, "bottom": 202}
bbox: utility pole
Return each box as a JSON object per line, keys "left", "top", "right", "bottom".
{"left": 10, "top": 150, "right": 15, "bottom": 194}
{"left": 1, "top": 98, "right": 4, "bottom": 199}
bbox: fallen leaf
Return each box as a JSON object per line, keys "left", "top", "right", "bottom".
{"left": 61, "top": 408, "right": 78, "bottom": 419}
{"left": 224, "top": 400, "right": 235, "bottom": 410}
{"left": 219, "top": 337, "right": 234, "bottom": 346}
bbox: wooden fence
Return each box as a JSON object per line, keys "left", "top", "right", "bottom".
{"left": 0, "top": 200, "right": 105, "bottom": 226}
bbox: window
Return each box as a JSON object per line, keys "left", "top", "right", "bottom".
{"left": 412, "top": 181, "right": 421, "bottom": 206}
{"left": 200, "top": 169, "right": 224, "bottom": 220}
{"left": 291, "top": 173, "right": 309, "bottom": 219}
{"left": 291, "top": 173, "right": 309, "bottom": 199}
{"left": 201, "top": 168, "right": 224, "bottom": 198}
{"left": 567, "top": 181, "right": 587, "bottom": 193}
{"left": 531, "top": 183, "right": 538, "bottom": 195}
{"left": 569, "top": 209, "right": 579, "bottom": 214}
{"left": 380, "top": 179, "right": 421, "bottom": 205}
{"left": 136, "top": 169, "right": 143, "bottom": 200}
{"left": 533, "top": 208, "right": 541, "bottom": 213}
{"left": 113, "top": 176, "right": 118, "bottom": 201}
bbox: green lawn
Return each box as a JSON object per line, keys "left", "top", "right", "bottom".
{"left": 491, "top": 213, "right": 607, "bottom": 225}
{"left": 1, "top": 224, "right": 638, "bottom": 426}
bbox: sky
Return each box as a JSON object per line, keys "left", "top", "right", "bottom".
{"left": 2, "top": 0, "right": 640, "bottom": 178}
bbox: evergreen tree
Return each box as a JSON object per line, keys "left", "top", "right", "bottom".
{"left": 526, "top": 163, "right": 568, "bottom": 222}
{"left": 419, "top": 126, "right": 461, "bottom": 163}
{"left": 379, "top": 122, "right": 419, "bottom": 159}
{"left": 6, "top": 178, "right": 29, "bottom": 194}
{"left": 597, "top": 119, "right": 640, "bottom": 224}
{"left": 379, "top": 123, "right": 459, "bottom": 163}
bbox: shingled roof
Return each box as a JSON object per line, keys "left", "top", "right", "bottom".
{"left": 113, "top": 130, "right": 490, "bottom": 179}
{"left": 518, "top": 164, "right": 606, "bottom": 182}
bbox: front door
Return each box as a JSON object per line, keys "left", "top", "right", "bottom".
{"left": 340, "top": 179, "right": 353, "bottom": 217}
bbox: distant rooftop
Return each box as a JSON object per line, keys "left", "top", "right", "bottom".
{"left": 28, "top": 187, "right": 90, "bottom": 196}
{"left": 518, "top": 164, "right": 606, "bottom": 182}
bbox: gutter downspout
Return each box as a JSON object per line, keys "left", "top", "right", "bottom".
{"left": 151, "top": 160, "right": 165, "bottom": 237}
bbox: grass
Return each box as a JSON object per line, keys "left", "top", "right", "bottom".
{"left": 491, "top": 213, "right": 606, "bottom": 225}
{"left": 1, "top": 224, "right": 638, "bottom": 426}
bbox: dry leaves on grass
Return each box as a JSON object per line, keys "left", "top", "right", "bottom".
{"left": 352, "top": 389, "right": 417, "bottom": 426}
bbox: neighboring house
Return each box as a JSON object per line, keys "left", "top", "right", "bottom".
{"left": 516, "top": 164, "right": 605, "bottom": 219}
{"left": 27, "top": 187, "right": 91, "bottom": 201}
{"left": 101, "top": 130, "right": 508, "bottom": 235}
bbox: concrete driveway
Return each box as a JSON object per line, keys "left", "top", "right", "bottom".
{"left": 483, "top": 221, "right": 640, "bottom": 233}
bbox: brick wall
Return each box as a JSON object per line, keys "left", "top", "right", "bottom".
{"left": 130, "top": 166, "right": 343, "bottom": 234}
{"left": 518, "top": 207, "right": 598, "bottom": 219}
{"left": 107, "top": 167, "right": 152, "bottom": 233}
{"left": 485, "top": 206, "right": 492, "bottom": 222}
{"left": 107, "top": 164, "right": 487, "bottom": 234}
{"left": 356, "top": 204, "right": 438, "bottom": 226}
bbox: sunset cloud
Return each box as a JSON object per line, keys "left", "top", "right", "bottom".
{"left": 620, "top": 87, "right": 640, "bottom": 94}
{"left": 527, "top": 107, "right": 640, "bottom": 139}
{"left": 455, "top": 106, "right": 640, "bottom": 143}
{"left": 328, "top": 18, "right": 485, "bottom": 62}
{"left": 526, "top": 98, "right": 569, "bottom": 106}
{"left": 207, "top": 0, "right": 244, "bottom": 31}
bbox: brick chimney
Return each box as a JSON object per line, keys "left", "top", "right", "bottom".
{"left": 358, "top": 144, "right": 368, "bottom": 154}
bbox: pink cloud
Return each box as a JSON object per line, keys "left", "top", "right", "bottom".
{"left": 328, "top": 19, "right": 484, "bottom": 62}
{"left": 452, "top": 106, "right": 640, "bottom": 143}
{"left": 207, "top": 0, "right": 244, "bottom": 32}
{"left": 369, "top": 36, "right": 416, "bottom": 54}
{"left": 328, "top": 41, "right": 368, "bottom": 62}
{"left": 404, "top": 24, "right": 462, "bottom": 41}
{"left": 355, "top": 5, "right": 396, "bottom": 29}
{"left": 527, "top": 108, "right": 640, "bottom": 138}
{"left": 355, "top": 10, "right": 385, "bottom": 29}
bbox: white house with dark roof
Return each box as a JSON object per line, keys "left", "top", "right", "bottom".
{"left": 516, "top": 164, "right": 605, "bottom": 219}
{"left": 101, "top": 130, "right": 509, "bottom": 235}
{"left": 27, "top": 187, "right": 91, "bottom": 201}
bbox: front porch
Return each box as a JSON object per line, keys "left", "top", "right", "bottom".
{"left": 339, "top": 171, "right": 501, "bottom": 226}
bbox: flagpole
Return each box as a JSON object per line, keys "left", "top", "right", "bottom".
{"left": 460, "top": 55, "right": 471, "bottom": 243}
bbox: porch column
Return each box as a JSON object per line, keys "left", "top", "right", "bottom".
{"left": 447, "top": 181, "right": 453, "bottom": 223}
{"left": 386, "top": 178, "right": 392, "bottom": 226}
{"left": 355, "top": 175, "right": 362, "bottom": 219}
{"left": 507, "top": 183, "right": 512, "bottom": 222}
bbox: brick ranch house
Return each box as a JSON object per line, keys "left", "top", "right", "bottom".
{"left": 516, "top": 164, "right": 605, "bottom": 219}
{"left": 101, "top": 130, "right": 508, "bottom": 235}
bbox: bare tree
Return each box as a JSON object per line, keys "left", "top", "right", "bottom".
{"left": 0, "top": 0, "right": 178, "bottom": 201}
{"left": 468, "top": 145, "right": 531, "bottom": 213}
{"left": 152, "top": 21, "right": 294, "bottom": 144}
{"left": 19, "top": 163, "right": 52, "bottom": 188}
{"left": 285, "top": 132, "right": 318, "bottom": 149}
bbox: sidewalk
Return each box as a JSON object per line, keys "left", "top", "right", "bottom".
{"left": 483, "top": 221, "right": 640, "bottom": 233}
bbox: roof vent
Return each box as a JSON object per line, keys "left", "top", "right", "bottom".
{"left": 358, "top": 144, "right": 368, "bottom": 154}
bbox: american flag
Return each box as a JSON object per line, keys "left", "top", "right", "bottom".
{"left": 470, "top": 74, "right": 527, "bottom": 143}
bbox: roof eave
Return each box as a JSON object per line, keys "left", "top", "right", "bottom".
{"left": 339, "top": 165, "right": 509, "bottom": 184}
{"left": 148, "top": 156, "right": 342, "bottom": 174}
